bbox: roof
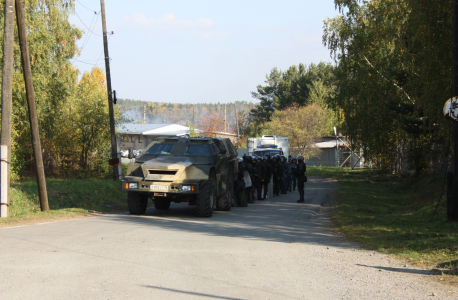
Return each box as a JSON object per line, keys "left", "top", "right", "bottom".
{"left": 314, "top": 141, "right": 345, "bottom": 149}
{"left": 117, "top": 123, "right": 192, "bottom": 136}
{"left": 143, "top": 124, "right": 190, "bottom": 136}
{"left": 117, "top": 124, "right": 168, "bottom": 134}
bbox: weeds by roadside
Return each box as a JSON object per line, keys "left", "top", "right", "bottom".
{"left": 308, "top": 166, "right": 458, "bottom": 284}
{"left": 2, "top": 178, "right": 127, "bottom": 224}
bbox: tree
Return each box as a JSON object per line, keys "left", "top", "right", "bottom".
{"left": 323, "top": 0, "right": 451, "bottom": 173}
{"left": 269, "top": 104, "right": 327, "bottom": 159}
{"left": 0, "top": 0, "right": 82, "bottom": 176}
{"left": 199, "top": 113, "right": 226, "bottom": 137}
{"left": 72, "top": 68, "right": 111, "bottom": 170}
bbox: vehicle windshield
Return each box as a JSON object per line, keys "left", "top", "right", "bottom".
{"left": 145, "top": 143, "right": 174, "bottom": 155}
{"left": 253, "top": 150, "right": 282, "bottom": 156}
{"left": 184, "top": 145, "right": 209, "bottom": 156}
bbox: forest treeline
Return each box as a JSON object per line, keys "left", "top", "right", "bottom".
{"left": 117, "top": 99, "right": 256, "bottom": 130}
{"left": 247, "top": 0, "right": 453, "bottom": 173}
{"left": 0, "top": 0, "right": 452, "bottom": 178}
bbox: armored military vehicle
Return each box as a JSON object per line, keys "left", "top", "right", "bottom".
{"left": 122, "top": 137, "right": 238, "bottom": 217}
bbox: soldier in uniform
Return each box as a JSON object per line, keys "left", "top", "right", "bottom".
{"left": 255, "top": 156, "right": 265, "bottom": 200}
{"left": 235, "top": 158, "right": 246, "bottom": 207}
{"left": 244, "top": 155, "right": 255, "bottom": 203}
{"left": 272, "top": 155, "right": 282, "bottom": 196}
{"left": 280, "top": 156, "right": 289, "bottom": 194}
{"left": 262, "top": 156, "right": 272, "bottom": 200}
{"left": 292, "top": 155, "right": 307, "bottom": 203}
{"left": 290, "top": 157, "right": 298, "bottom": 191}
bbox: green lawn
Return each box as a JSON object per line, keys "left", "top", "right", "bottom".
{"left": 2, "top": 177, "right": 127, "bottom": 224}
{"left": 308, "top": 166, "right": 458, "bottom": 274}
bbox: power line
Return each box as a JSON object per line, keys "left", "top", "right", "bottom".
{"left": 80, "top": 11, "right": 100, "bottom": 51}
{"left": 76, "top": 0, "right": 98, "bottom": 13}
{"left": 75, "top": 11, "right": 102, "bottom": 37}
{"left": 72, "top": 58, "right": 104, "bottom": 66}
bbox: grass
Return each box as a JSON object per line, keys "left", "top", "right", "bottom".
{"left": 1, "top": 165, "right": 130, "bottom": 224}
{"left": 308, "top": 166, "right": 458, "bottom": 282}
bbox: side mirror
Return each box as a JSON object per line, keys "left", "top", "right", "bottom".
{"left": 128, "top": 147, "right": 133, "bottom": 159}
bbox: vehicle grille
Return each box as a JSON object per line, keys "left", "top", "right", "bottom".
{"left": 148, "top": 169, "right": 177, "bottom": 176}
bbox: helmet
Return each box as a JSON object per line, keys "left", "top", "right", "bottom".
{"left": 262, "top": 156, "right": 267, "bottom": 161}
{"left": 245, "top": 155, "right": 252, "bottom": 162}
{"left": 256, "top": 156, "right": 262, "bottom": 161}
{"left": 237, "top": 157, "right": 244, "bottom": 163}
{"left": 297, "top": 155, "right": 304, "bottom": 161}
{"left": 266, "top": 153, "right": 271, "bottom": 158}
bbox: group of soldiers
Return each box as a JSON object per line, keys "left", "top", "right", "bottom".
{"left": 236, "top": 153, "right": 307, "bottom": 204}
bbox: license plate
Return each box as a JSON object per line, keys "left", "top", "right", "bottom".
{"left": 150, "top": 185, "right": 168, "bottom": 191}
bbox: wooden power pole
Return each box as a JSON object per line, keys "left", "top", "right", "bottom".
{"left": 449, "top": 0, "right": 458, "bottom": 222}
{"left": 15, "top": 0, "right": 48, "bottom": 211}
{"left": 0, "top": 0, "right": 15, "bottom": 217}
{"left": 100, "top": 0, "right": 119, "bottom": 181}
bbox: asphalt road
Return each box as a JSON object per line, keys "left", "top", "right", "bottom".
{"left": 0, "top": 176, "right": 453, "bottom": 299}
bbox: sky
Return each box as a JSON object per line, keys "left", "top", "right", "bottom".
{"left": 70, "top": 0, "right": 340, "bottom": 104}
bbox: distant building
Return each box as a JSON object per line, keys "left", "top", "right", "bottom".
{"left": 117, "top": 123, "right": 237, "bottom": 150}
{"left": 305, "top": 136, "right": 364, "bottom": 167}
{"left": 117, "top": 124, "right": 191, "bottom": 150}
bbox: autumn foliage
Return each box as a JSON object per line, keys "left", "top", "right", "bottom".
{"left": 269, "top": 103, "right": 327, "bottom": 159}
{"left": 198, "top": 113, "right": 227, "bottom": 137}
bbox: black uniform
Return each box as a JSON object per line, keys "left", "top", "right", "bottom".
{"left": 235, "top": 160, "right": 245, "bottom": 207}
{"left": 272, "top": 158, "right": 283, "bottom": 196}
{"left": 244, "top": 156, "right": 255, "bottom": 203}
{"left": 254, "top": 160, "right": 265, "bottom": 200}
{"left": 292, "top": 160, "right": 307, "bottom": 202}
{"left": 262, "top": 160, "right": 272, "bottom": 199}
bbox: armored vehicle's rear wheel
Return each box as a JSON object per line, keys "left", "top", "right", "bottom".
{"left": 128, "top": 192, "right": 148, "bottom": 215}
{"left": 217, "top": 171, "right": 233, "bottom": 211}
{"left": 154, "top": 198, "right": 171, "bottom": 210}
{"left": 196, "top": 177, "right": 216, "bottom": 217}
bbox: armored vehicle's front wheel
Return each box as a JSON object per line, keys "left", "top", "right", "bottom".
{"left": 196, "top": 177, "right": 216, "bottom": 217}
{"left": 128, "top": 192, "right": 148, "bottom": 215}
{"left": 154, "top": 198, "right": 171, "bottom": 210}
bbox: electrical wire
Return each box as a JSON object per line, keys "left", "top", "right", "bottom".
{"left": 80, "top": 11, "right": 100, "bottom": 51}
{"left": 72, "top": 58, "right": 104, "bottom": 66}
{"left": 75, "top": 11, "right": 102, "bottom": 37}
{"left": 75, "top": 0, "right": 98, "bottom": 13}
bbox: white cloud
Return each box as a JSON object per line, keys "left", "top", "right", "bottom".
{"left": 124, "top": 13, "right": 215, "bottom": 30}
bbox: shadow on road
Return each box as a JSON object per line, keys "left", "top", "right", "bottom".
{"left": 141, "top": 285, "right": 245, "bottom": 300}
{"left": 99, "top": 177, "right": 349, "bottom": 248}
{"left": 356, "top": 264, "right": 433, "bottom": 276}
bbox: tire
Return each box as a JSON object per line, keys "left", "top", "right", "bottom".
{"left": 154, "top": 198, "right": 171, "bottom": 210}
{"left": 196, "top": 177, "right": 216, "bottom": 217}
{"left": 216, "top": 171, "right": 233, "bottom": 211}
{"left": 128, "top": 192, "right": 148, "bottom": 215}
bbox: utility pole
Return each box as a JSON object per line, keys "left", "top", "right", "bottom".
{"left": 100, "top": 0, "right": 119, "bottom": 181}
{"left": 224, "top": 104, "right": 227, "bottom": 133}
{"left": 449, "top": 0, "right": 458, "bottom": 222}
{"left": 144, "top": 105, "right": 146, "bottom": 124}
{"left": 0, "top": 0, "right": 15, "bottom": 217}
{"left": 16, "top": 0, "right": 48, "bottom": 211}
{"left": 235, "top": 103, "right": 240, "bottom": 145}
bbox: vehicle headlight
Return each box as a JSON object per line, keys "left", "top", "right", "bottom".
{"left": 182, "top": 185, "right": 191, "bottom": 192}
{"left": 128, "top": 183, "right": 138, "bottom": 189}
